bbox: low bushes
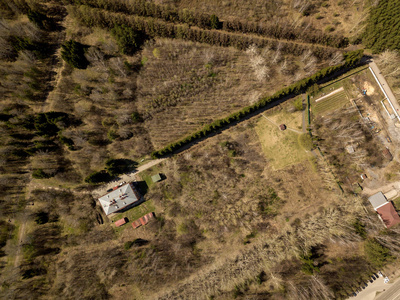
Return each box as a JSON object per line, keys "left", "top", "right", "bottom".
{"left": 84, "top": 170, "right": 112, "bottom": 184}
{"left": 32, "top": 169, "right": 52, "bottom": 179}
{"left": 85, "top": 159, "right": 137, "bottom": 184}
{"left": 151, "top": 49, "right": 364, "bottom": 158}
{"left": 105, "top": 158, "right": 137, "bottom": 177}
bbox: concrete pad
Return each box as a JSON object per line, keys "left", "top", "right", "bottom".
{"left": 384, "top": 189, "right": 398, "bottom": 200}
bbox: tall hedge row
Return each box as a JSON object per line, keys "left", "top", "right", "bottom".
{"left": 68, "top": 5, "right": 338, "bottom": 60}
{"left": 150, "top": 50, "right": 364, "bottom": 158}
{"left": 65, "top": 0, "right": 348, "bottom": 48}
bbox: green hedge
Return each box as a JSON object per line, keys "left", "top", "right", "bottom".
{"left": 151, "top": 50, "right": 364, "bottom": 158}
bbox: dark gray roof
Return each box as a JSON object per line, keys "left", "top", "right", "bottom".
{"left": 368, "top": 192, "right": 388, "bottom": 210}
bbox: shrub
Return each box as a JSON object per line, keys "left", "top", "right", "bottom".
{"left": 35, "top": 211, "right": 49, "bottom": 225}
{"left": 10, "top": 36, "right": 38, "bottom": 52}
{"left": 32, "top": 169, "right": 52, "bottom": 179}
{"left": 111, "top": 24, "right": 146, "bottom": 55}
{"left": 34, "top": 112, "right": 71, "bottom": 137}
{"left": 353, "top": 219, "right": 367, "bottom": 239}
{"left": 22, "top": 268, "right": 47, "bottom": 279}
{"left": 325, "top": 25, "right": 335, "bottom": 33}
{"left": 300, "top": 250, "right": 320, "bottom": 275}
{"left": 0, "top": 221, "right": 14, "bottom": 248}
{"left": 364, "top": 239, "right": 393, "bottom": 268}
{"left": 210, "top": 14, "right": 221, "bottom": 29}
{"left": 27, "top": 10, "right": 50, "bottom": 30}
{"left": 131, "top": 111, "right": 142, "bottom": 123}
{"left": 105, "top": 158, "right": 137, "bottom": 177}
{"left": 58, "top": 134, "right": 75, "bottom": 150}
{"left": 124, "top": 241, "right": 133, "bottom": 250}
{"left": 107, "top": 128, "right": 118, "bottom": 141}
{"left": 124, "top": 238, "right": 149, "bottom": 250}
{"left": 61, "top": 40, "right": 89, "bottom": 69}
{"left": 293, "top": 97, "right": 304, "bottom": 111}
{"left": 84, "top": 170, "right": 113, "bottom": 184}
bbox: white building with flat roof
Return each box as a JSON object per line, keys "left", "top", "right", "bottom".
{"left": 98, "top": 183, "right": 141, "bottom": 215}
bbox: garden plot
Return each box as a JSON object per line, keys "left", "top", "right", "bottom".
{"left": 313, "top": 89, "right": 350, "bottom": 115}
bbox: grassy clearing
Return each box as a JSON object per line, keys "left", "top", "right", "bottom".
{"left": 313, "top": 90, "right": 349, "bottom": 115}
{"left": 267, "top": 108, "right": 303, "bottom": 131}
{"left": 138, "top": 167, "right": 161, "bottom": 190}
{"left": 255, "top": 114, "right": 310, "bottom": 170}
{"left": 111, "top": 200, "right": 155, "bottom": 234}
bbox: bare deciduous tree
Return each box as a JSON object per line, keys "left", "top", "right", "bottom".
{"left": 329, "top": 51, "right": 344, "bottom": 66}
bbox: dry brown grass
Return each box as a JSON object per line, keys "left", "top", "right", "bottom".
{"left": 166, "top": 0, "right": 370, "bottom": 38}
{"left": 136, "top": 38, "right": 325, "bottom": 148}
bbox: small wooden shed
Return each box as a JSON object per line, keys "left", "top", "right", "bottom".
{"left": 115, "top": 217, "right": 128, "bottom": 227}
{"left": 151, "top": 173, "right": 162, "bottom": 183}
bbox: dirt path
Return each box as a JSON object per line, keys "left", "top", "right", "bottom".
{"left": 41, "top": 7, "right": 68, "bottom": 112}
{"left": 362, "top": 181, "right": 400, "bottom": 198}
{"left": 13, "top": 221, "right": 26, "bottom": 268}
{"left": 315, "top": 86, "right": 344, "bottom": 102}
{"left": 136, "top": 159, "right": 166, "bottom": 173}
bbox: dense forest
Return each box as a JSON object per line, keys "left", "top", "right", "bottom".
{"left": 0, "top": 0, "right": 400, "bottom": 299}
{"left": 363, "top": 0, "right": 400, "bottom": 53}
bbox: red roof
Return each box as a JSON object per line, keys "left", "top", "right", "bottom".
{"left": 132, "top": 212, "right": 156, "bottom": 229}
{"left": 376, "top": 202, "right": 400, "bottom": 228}
{"left": 132, "top": 220, "right": 142, "bottom": 229}
{"left": 115, "top": 217, "right": 127, "bottom": 227}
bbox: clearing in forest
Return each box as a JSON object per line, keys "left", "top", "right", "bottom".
{"left": 255, "top": 107, "right": 310, "bottom": 170}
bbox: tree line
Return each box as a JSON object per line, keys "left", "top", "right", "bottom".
{"left": 150, "top": 50, "right": 364, "bottom": 158}
{"left": 363, "top": 0, "right": 400, "bottom": 53}
{"left": 68, "top": 5, "right": 339, "bottom": 60}
{"left": 65, "top": 0, "right": 348, "bottom": 48}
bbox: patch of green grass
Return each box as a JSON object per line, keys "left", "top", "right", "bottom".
{"left": 138, "top": 167, "right": 161, "bottom": 190}
{"left": 111, "top": 200, "right": 155, "bottom": 234}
